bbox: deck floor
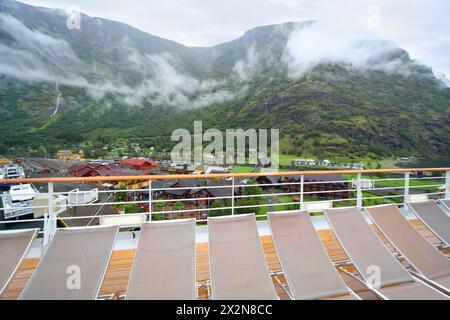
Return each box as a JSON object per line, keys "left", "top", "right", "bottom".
{"left": 1, "top": 219, "right": 446, "bottom": 300}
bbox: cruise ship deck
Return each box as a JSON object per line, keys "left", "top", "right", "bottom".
{"left": 0, "top": 219, "right": 447, "bottom": 300}
{"left": 0, "top": 167, "right": 449, "bottom": 300}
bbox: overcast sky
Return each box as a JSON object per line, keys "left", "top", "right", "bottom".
{"left": 18, "top": 0, "right": 450, "bottom": 79}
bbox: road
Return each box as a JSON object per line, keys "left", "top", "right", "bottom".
{"left": 20, "top": 158, "right": 68, "bottom": 175}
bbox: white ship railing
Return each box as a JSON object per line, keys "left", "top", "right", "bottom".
{"left": 0, "top": 168, "right": 449, "bottom": 246}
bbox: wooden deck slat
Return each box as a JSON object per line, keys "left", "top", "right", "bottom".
{"left": 1, "top": 219, "right": 445, "bottom": 300}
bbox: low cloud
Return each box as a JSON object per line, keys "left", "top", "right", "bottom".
{"left": 0, "top": 13, "right": 239, "bottom": 108}
{"left": 0, "top": 10, "right": 446, "bottom": 110}
{"left": 120, "top": 53, "right": 239, "bottom": 107}
{"left": 0, "top": 13, "right": 89, "bottom": 85}
{"left": 282, "top": 20, "right": 417, "bottom": 78}
{"left": 233, "top": 47, "right": 260, "bottom": 81}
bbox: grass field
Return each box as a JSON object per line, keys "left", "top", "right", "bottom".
{"left": 371, "top": 177, "right": 444, "bottom": 192}
{"left": 231, "top": 165, "right": 256, "bottom": 173}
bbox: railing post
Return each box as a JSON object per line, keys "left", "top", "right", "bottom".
{"left": 356, "top": 173, "right": 362, "bottom": 209}
{"left": 404, "top": 172, "right": 410, "bottom": 203}
{"left": 300, "top": 174, "right": 304, "bottom": 210}
{"left": 445, "top": 170, "right": 450, "bottom": 199}
{"left": 43, "top": 182, "right": 56, "bottom": 246}
{"left": 148, "top": 180, "right": 152, "bottom": 221}
{"left": 231, "top": 177, "right": 235, "bottom": 215}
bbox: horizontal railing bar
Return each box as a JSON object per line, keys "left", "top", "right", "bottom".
{"left": 2, "top": 178, "right": 443, "bottom": 195}
{"left": 15, "top": 180, "right": 347, "bottom": 195}
{"left": 3, "top": 192, "right": 448, "bottom": 226}
{"left": 6, "top": 178, "right": 442, "bottom": 198}
{"left": 3, "top": 185, "right": 441, "bottom": 212}
{"left": 0, "top": 187, "right": 351, "bottom": 210}
{"left": 0, "top": 185, "right": 443, "bottom": 212}
{"left": 1, "top": 167, "right": 449, "bottom": 184}
{"left": 360, "top": 184, "right": 442, "bottom": 192}
{"left": 361, "top": 194, "right": 406, "bottom": 200}
{"left": 405, "top": 184, "right": 443, "bottom": 188}
{"left": 408, "top": 176, "right": 445, "bottom": 180}
{"left": 365, "top": 176, "right": 444, "bottom": 182}
{"left": 361, "top": 191, "right": 444, "bottom": 201}
{"left": 0, "top": 180, "right": 433, "bottom": 197}
{"left": 4, "top": 180, "right": 442, "bottom": 197}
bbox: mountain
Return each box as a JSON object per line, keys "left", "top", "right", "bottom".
{"left": 0, "top": 0, "right": 449, "bottom": 160}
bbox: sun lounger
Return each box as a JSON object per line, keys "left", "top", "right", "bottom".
{"left": 19, "top": 225, "right": 118, "bottom": 300}
{"left": 125, "top": 219, "right": 196, "bottom": 300}
{"left": 324, "top": 207, "right": 447, "bottom": 299}
{"left": 268, "top": 211, "right": 358, "bottom": 300}
{"left": 0, "top": 229, "right": 38, "bottom": 295}
{"left": 407, "top": 200, "right": 450, "bottom": 246}
{"left": 439, "top": 199, "right": 450, "bottom": 211}
{"left": 208, "top": 214, "right": 278, "bottom": 300}
{"left": 366, "top": 204, "right": 450, "bottom": 294}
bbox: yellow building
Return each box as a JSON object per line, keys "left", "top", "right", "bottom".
{"left": 0, "top": 157, "right": 11, "bottom": 166}
{"left": 56, "top": 150, "right": 86, "bottom": 162}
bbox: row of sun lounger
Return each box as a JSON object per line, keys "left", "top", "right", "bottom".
{"left": 0, "top": 199, "right": 449, "bottom": 300}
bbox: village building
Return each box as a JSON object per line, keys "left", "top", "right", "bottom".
{"left": 190, "top": 180, "right": 238, "bottom": 206}
{"left": 119, "top": 159, "right": 158, "bottom": 171}
{"left": 188, "top": 164, "right": 231, "bottom": 175}
{"left": 57, "top": 150, "right": 85, "bottom": 162}
{"left": 255, "top": 175, "right": 281, "bottom": 188}
{"left": 282, "top": 174, "right": 349, "bottom": 199}
{"left": 0, "top": 157, "right": 12, "bottom": 166}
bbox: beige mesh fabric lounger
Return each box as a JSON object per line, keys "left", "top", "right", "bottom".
{"left": 439, "top": 199, "right": 450, "bottom": 211}
{"left": 268, "top": 211, "right": 358, "bottom": 300}
{"left": 19, "top": 225, "right": 119, "bottom": 300}
{"left": 366, "top": 204, "right": 450, "bottom": 294}
{"left": 125, "top": 219, "right": 196, "bottom": 300}
{"left": 407, "top": 200, "right": 450, "bottom": 246}
{"left": 0, "top": 229, "right": 38, "bottom": 295}
{"left": 208, "top": 214, "right": 278, "bottom": 300}
{"left": 324, "top": 207, "right": 447, "bottom": 300}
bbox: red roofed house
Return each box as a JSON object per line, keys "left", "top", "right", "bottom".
{"left": 120, "top": 159, "right": 158, "bottom": 171}
{"left": 68, "top": 164, "right": 112, "bottom": 177}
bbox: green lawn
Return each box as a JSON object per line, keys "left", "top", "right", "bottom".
{"left": 278, "top": 154, "right": 304, "bottom": 166}
{"left": 342, "top": 174, "right": 444, "bottom": 192}
{"left": 372, "top": 178, "right": 443, "bottom": 192}
{"left": 231, "top": 165, "right": 256, "bottom": 173}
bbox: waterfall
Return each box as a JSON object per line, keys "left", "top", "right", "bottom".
{"left": 50, "top": 81, "right": 62, "bottom": 118}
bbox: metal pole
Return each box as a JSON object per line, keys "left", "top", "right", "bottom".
{"left": 300, "top": 174, "right": 304, "bottom": 210}
{"left": 445, "top": 170, "right": 450, "bottom": 199}
{"left": 148, "top": 180, "right": 152, "bottom": 221}
{"left": 356, "top": 173, "right": 362, "bottom": 209}
{"left": 404, "top": 172, "right": 410, "bottom": 203}
{"left": 43, "top": 182, "right": 56, "bottom": 246}
{"left": 231, "top": 177, "right": 235, "bottom": 215}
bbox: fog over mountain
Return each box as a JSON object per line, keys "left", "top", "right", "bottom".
{"left": 0, "top": 0, "right": 443, "bottom": 108}
{"left": 0, "top": 0, "right": 449, "bottom": 159}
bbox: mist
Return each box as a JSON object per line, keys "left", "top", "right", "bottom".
{"left": 0, "top": 13, "right": 239, "bottom": 108}
{"left": 0, "top": 9, "right": 445, "bottom": 111}
{"left": 282, "top": 20, "right": 420, "bottom": 78}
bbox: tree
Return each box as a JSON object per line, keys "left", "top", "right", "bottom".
{"left": 236, "top": 181, "right": 263, "bottom": 215}
{"left": 115, "top": 186, "right": 127, "bottom": 202}
{"left": 0, "top": 143, "right": 6, "bottom": 155}
{"left": 38, "top": 145, "right": 48, "bottom": 158}
{"left": 174, "top": 201, "right": 184, "bottom": 211}
{"left": 209, "top": 199, "right": 232, "bottom": 217}
{"left": 155, "top": 201, "right": 165, "bottom": 212}
{"left": 121, "top": 203, "right": 141, "bottom": 213}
